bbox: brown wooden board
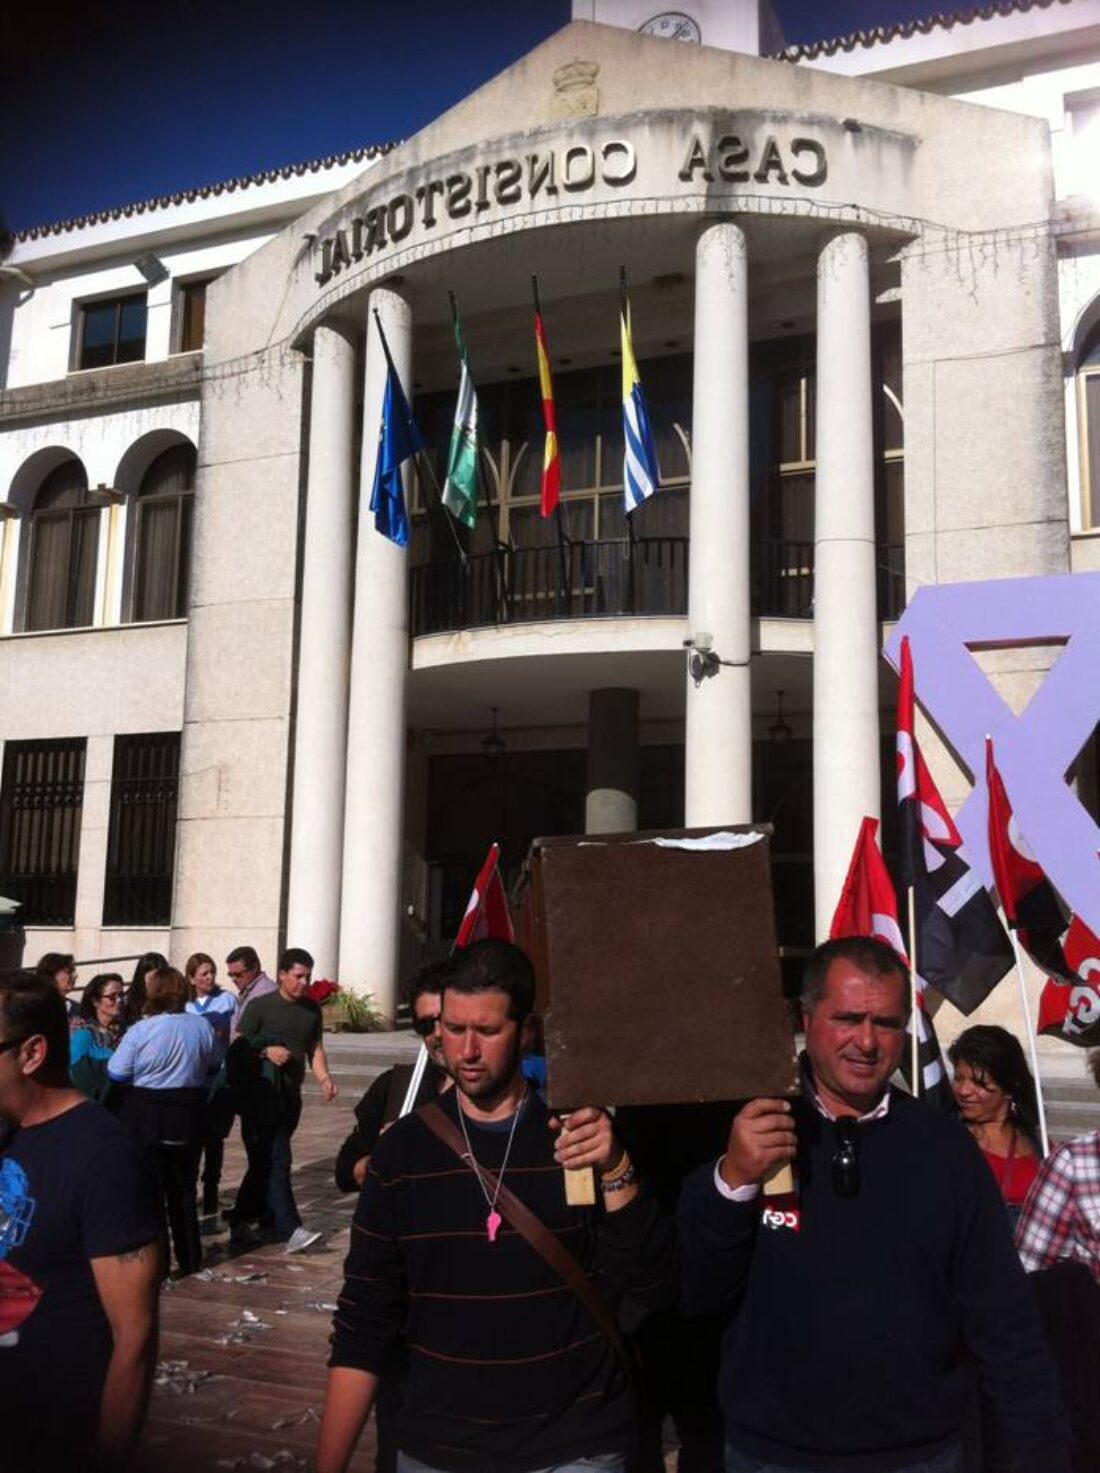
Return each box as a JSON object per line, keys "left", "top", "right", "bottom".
{"left": 518, "top": 826, "right": 799, "bottom": 1108}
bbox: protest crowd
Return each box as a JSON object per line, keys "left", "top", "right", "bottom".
{"left": 1, "top": 654, "right": 1099, "bottom": 1473}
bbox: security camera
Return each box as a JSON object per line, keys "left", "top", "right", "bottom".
{"left": 683, "top": 631, "right": 713, "bottom": 652}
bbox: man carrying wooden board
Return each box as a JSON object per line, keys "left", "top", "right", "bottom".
{"left": 316, "top": 937, "right": 674, "bottom": 1473}
{"left": 679, "top": 934, "right": 1069, "bottom": 1473}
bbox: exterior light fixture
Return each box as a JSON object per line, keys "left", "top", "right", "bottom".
{"left": 769, "top": 690, "right": 793, "bottom": 744}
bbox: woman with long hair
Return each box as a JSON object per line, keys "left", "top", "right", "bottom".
{"left": 69, "top": 972, "right": 127, "bottom": 1102}
{"left": 125, "top": 951, "right": 168, "bottom": 1026}
{"left": 108, "top": 967, "right": 222, "bottom": 1276}
{"left": 185, "top": 952, "right": 238, "bottom": 1216}
{"left": 948, "top": 1024, "right": 1042, "bottom": 1226}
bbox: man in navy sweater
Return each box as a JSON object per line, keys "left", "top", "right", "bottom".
{"left": 317, "top": 938, "right": 674, "bottom": 1473}
{"left": 679, "top": 935, "right": 1068, "bottom": 1473}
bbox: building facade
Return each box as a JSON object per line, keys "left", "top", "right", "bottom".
{"left": 1, "top": 1, "right": 1098, "bottom": 1057}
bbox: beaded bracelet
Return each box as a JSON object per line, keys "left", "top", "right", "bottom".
{"left": 600, "top": 1162, "right": 638, "bottom": 1193}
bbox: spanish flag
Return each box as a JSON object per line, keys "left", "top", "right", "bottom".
{"left": 533, "top": 284, "right": 561, "bottom": 518}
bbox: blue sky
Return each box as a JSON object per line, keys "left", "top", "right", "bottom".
{"left": 2, "top": 1, "right": 956, "bottom": 234}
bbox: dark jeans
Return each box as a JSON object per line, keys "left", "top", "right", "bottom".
{"left": 151, "top": 1139, "right": 203, "bottom": 1275}
{"left": 199, "top": 1084, "right": 235, "bottom": 1210}
{"left": 630, "top": 1310, "right": 724, "bottom": 1473}
{"left": 234, "top": 1085, "right": 303, "bottom": 1237}
{"left": 725, "top": 1444, "right": 965, "bottom": 1473}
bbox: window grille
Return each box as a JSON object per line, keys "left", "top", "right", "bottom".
{"left": 0, "top": 738, "right": 86, "bottom": 925}
{"left": 102, "top": 733, "right": 181, "bottom": 927}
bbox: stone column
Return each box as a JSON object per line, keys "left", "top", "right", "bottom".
{"left": 813, "top": 232, "right": 880, "bottom": 938}
{"left": 338, "top": 289, "right": 411, "bottom": 1017}
{"left": 685, "top": 222, "right": 752, "bottom": 827}
{"left": 285, "top": 322, "right": 356, "bottom": 975}
{"left": 586, "top": 688, "right": 640, "bottom": 833}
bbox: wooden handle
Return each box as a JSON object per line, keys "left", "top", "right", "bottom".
{"left": 762, "top": 1161, "right": 795, "bottom": 1197}
{"left": 563, "top": 1165, "right": 597, "bottom": 1206}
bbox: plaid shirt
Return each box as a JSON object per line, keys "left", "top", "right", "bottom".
{"left": 1015, "top": 1133, "right": 1100, "bottom": 1283}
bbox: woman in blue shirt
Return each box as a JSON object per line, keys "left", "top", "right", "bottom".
{"left": 69, "top": 972, "right": 127, "bottom": 1102}
{"left": 109, "top": 966, "right": 222, "bottom": 1276}
{"left": 185, "top": 952, "right": 238, "bottom": 1217}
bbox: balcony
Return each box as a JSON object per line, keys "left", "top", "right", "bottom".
{"left": 408, "top": 537, "right": 905, "bottom": 637}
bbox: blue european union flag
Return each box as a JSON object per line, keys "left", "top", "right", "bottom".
{"left": 370, "top": 363, "right": 424, "bottom": 547}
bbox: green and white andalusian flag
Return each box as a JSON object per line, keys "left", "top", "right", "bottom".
{"left": 442, "top": 313, "right": 480, "bottom": 531}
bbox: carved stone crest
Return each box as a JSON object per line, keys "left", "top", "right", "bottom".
{"left": 552, "top": 61, "right": 600, "bottom": 120}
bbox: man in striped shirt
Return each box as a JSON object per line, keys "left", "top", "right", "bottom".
{"left": 317, "top": 938, "right": 673, "bottom": 1473}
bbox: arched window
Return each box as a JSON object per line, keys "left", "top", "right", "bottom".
{"left": 131, "top": 444, "right": 195, "bottom": 622}
{"left": 24, "top": 460, "right": 99, "bottom": 632}
{"left": 1078, "top": 320, "right": 1100, "bottom": 530}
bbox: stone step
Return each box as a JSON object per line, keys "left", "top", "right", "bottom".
{"left": 1042, "top": 1080, "right": 1098, "bottom": 1104}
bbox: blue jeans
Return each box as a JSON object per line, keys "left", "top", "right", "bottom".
{"left": 725, "top": 1444, "right": 964, "bottom": 1473}
{"left": 397, "top": 1454, "right": 625, "bottom": 1473}
{"left": 235, "top": 1087, "right": 302, "bottom": 1237}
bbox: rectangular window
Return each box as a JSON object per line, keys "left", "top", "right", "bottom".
{"left": 176, "top": 278, "right": 211, "bottom": 353}
{"left": 103, "top": 733, "right": 181, "bottom": 927}
{"left": 0, "top": 739, "right": 86, "bottom": 925}
{"left": 77, "top": 293, "right": 148, "bottom": 370}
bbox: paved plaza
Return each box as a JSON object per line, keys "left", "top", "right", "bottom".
{"left": 135, "top": 1082, "right": 375, "bottom": 1472}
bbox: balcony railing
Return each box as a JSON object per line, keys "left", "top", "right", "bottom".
{"left": 408, "top": 537, "right": 904, "bottom": 637}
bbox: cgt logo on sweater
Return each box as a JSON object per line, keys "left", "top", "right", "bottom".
{"left": 761, "top": 1206, "right": 800, "bottom": 1233}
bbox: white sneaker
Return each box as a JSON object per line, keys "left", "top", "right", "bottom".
{"left": 284, "top": 1226, "right": 323, "bottom": 1254}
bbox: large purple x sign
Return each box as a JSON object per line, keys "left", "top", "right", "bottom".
{"left": 883, "top": 574, "right": 1100, "bottom": 936}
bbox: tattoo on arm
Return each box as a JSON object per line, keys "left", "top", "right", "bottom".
{"left": 115, "top": 1242, "right": 156, "bottom": 1264}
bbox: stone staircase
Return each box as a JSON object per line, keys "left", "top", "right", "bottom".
{"left": 303, "top": 1029, "right": 423, "bottom": 1101}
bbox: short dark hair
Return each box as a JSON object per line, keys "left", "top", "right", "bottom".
{"left": 80, "top": 973, "right": 124, "bottom": 1021}
{"left": 801, "top": 936, "right": 911, "bottom": 1014}
{"left": 948, "top": 1025, "right": 1039, "bottom": 1138}
{"left": 226, "top": 945, "right": 260, "bottom": 972}
{"left": 278, "top": 947, "right": 314, "bottom": 974}
{"left": 0, "top": 970, "right": 70, "bottom": 1071}
{"left": 35, "top": 951, "right": 74, "bottom": 977}
{"left": 444, "top": 940, "right": 535, "bottom": 1022}
{"left": 405, "top": 958, "right": 455, "bottom": 1012}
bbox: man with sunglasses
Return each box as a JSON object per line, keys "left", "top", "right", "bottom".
{"left": 0, "top": 970, "right": 161, "bottom": 1473}
{"left": 679, "top": 935, "right": 1068, "bottom": 1473}
{"left": 335, "top": 958, "right": 455, "bottom": 1196}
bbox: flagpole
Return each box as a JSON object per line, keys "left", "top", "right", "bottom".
{"left": 372, "top": 309, "right": 467, "bottom": 567}
{"left": 1006, "top": 928, "right": 1051, "bottom": 1156}
{"left": 907, "top": 885, "right": 921, "bottom": 1098}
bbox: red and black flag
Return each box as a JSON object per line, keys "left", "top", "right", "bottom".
{"left": 985, "top": 737, "right": 1073, "bottom": 981}
{"left": 1037, "top": 910, "right": 1100, "bottom": 1046}
{"left": 895, "top": 637, "right": 1012, "bottom": 1013}
{"left": 830, "top": 815, "right": 954, "bottom": 1111}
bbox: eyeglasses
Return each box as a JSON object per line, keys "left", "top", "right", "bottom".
{"left": 411, "top": 1014, "right": 440, "bottom": 1038}
{"left": 832, "top": 1116, "right": 861, "bottom": 1198}
{"left": 99, "top": 993, "right": 124, "bottom": 1003}
{"left": 0, "top": 1036, "right": 28, "bottom": 1056}
{"left": 226, "top": 968, "right": 248, "bottom": 981}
